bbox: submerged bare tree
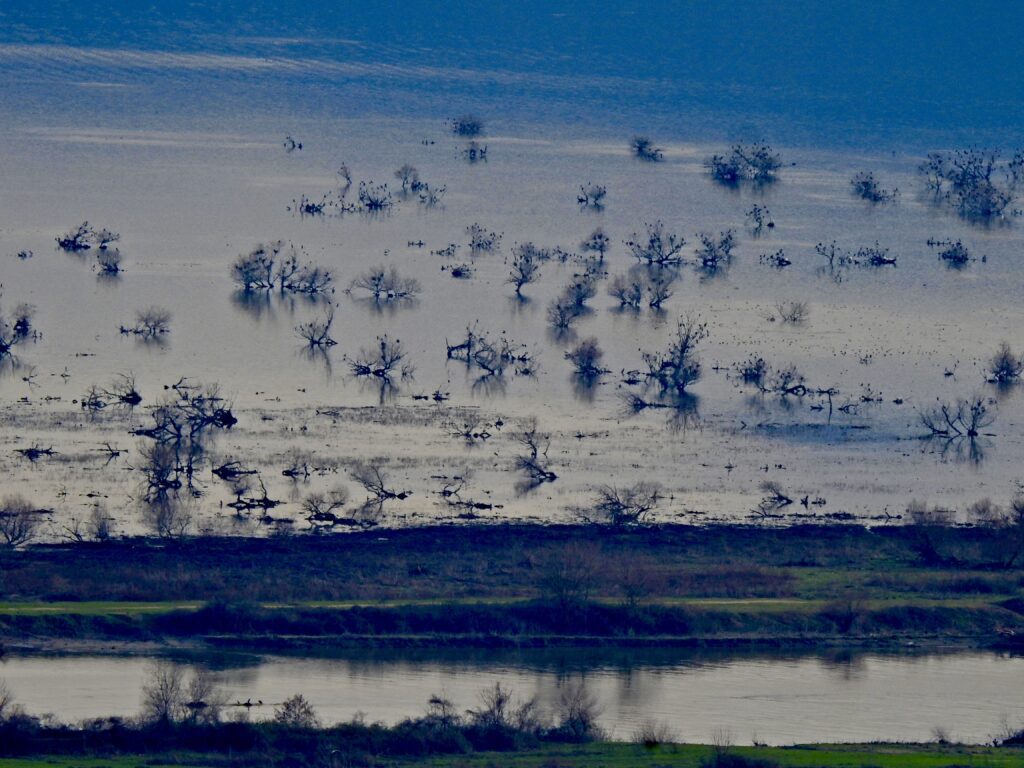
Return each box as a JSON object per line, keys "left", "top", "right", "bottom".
{"left": 758, "top": 363, "right": 809, "bottom": 397}
{"left": 625, "top": 221, "right": 685, "bottom": 266}
{"left": 640, "top": 315, "right": 708, "bottom": 396}
{"left": 507, "top": 247, "right": 542, "bottom": 297}
{"left": 182, "top": 669, "right": 227, "bottom": 725}
{"left": 630, "top": 136, "right": 663, "bottom": 162}
{"left": 987, "top": 342, "right": 1023, "bottom": 385}
{"left": 56, "top": 221, "right": 120, "bottom": 252}
{"left": 96, "top": 248, "right": 123, "bottom": 275}
{"left": 920, "top": 148, "right": 1021, "bottom": 221}
{"left": 461, "top": 141, "right": 488, "bottom": 163}
{"left": 140, "top": 664, "right": 225, "bottom": 726}
{"left": 584, "top": 482, "right": 663, "bottom": 526}
{"left": 142, "top": 497, "right": 195, "bottom": 538}
{"left": 706, "top": 144, "right": 782, "bottom": 185}
{"left": 350, "top": 461, "right": 410, "bottom": 516}
{"left": 133, "top": 378, "right": 237, "bottom": 503}
{"left": 754, "top": 480, "right": 794, "bottom": 519}
{"left": 694, "top": 229, "right": 736, "bottom": 274}
{"left": 577, "top": 182, "right": 607, "bottom": 208}
{"left": 81, "top": 373, "right": 143, "bottom": 412}
{"left": 467, "top": 223, "right": 502, "bottom": 253}
{"left": 759, "top": 249, "right": 791, "bottom": 268}
{"left": 357, "top": 181, "right": 394, "bottom": 211}
{"left": 608, "top": 274, "right": 643, "bottom": 309}
{"left": 919, "top": 397, "right": 994, "bottom": 438}
{"left": 303, "top": 486, "right": 365, "bottom": 530}
{"left": 418, "top": 183, "right": 447, "bottom": 207}
{"left": 466, "top": 682, "right": 544, "bottom": 735}
{"left": 232, "top": 242, "right": 333, "bottom": 296}
{"left": 619, "top": 316, "right": 707, "bottom": 427}
{"left": 776, "top": 301, "right": 809, "bottom": 324}
{"left": 347, "top": 335, "right": 413, "bottom": 381}
{"left": 350, "top": 267, "right": 420, "bottom": 304}
{"left": 548, "top": 270, "right": 599, "bottom": 331}
{"left": 436, "top": 471, "right": 497, "bottom": 514}
{"left": 225, "top": 473, "right": 280, "bottom": 515}
{"left": 580, "top": 227, "right": 611, "bottom": 260}
{"left": 918, "top": 396, "right": 995, "bottom": 464}
{"left": 121, "top": 306, "right": 172, "bottom": 340}
{"left": 733, "top": 356, "right": 768, "bottom": 387}
{"left": 816, "top": 241, "right": 896, "bottom": 281}
{"left": 56, "top": 221, "right": 94, "bottom": 251}
{"left": 447, "top": 324, "right": 534, "bottom": 380}
{"left": 450, "top": 114, "right": 484, "bottom": 137}
{"left": 514, "top": 421, "right": 558, "bottom": 487}
{"left": 565, "top": 338, "right": 610, "bottom": 382}
{"left": 851, "top": 171, "right": 899, "bottom": 203}
{"left": 290, "top": 191, "right": 343, "bottom": 216}
{"left": 296, "top": 307, "right": 337, "bottom": 348}
{"left": 609, "top": 267, "right": 676, "bottom": 311}
{"left": 0, "top": 299, "right": 36, "bottom": 364}
{"left": 746, "top": 205, "right": 775, "bottom": 235}
{"left": 394, "top": 164, "right": 422, "bottom": 193}
{"left": 927, "top": 238, "right": 973, "bottom": 268}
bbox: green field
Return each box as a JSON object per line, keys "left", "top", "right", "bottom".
{"left": 3, "top": 743, "right": 1024, "bottom": 768}
{"left": 1, "top": 527, "right": 1021, "bottom": 650}
{"left": 406, "top": 743, "right": 1024, "bottom": 767}
{"left": 0, "top": 594, "right": 1008, "bottom": 617}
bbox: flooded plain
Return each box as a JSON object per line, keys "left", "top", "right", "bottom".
{"left": 2, "top": 648, "right": 1023, "bottom": 745}
{"left": 1, "top": 6, "right": 1024, "bottom": 538}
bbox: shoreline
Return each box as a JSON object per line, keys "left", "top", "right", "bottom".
{"left": 1, "top": 737, "right": 1022, "bottom": 768}
{"left": 2, "top": 523, "right": 1022, "bottom": 653}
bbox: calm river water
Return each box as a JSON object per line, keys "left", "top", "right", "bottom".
{"left": 2, "top": 648, "right": 1023, "bottom": 744}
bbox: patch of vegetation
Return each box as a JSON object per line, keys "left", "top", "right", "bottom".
{"left": 631, "top": 136, "right": 663, "bottom": 162}
{"left": 450, "top": 114, "right": 484, "bottom": 137}
{"left": 707, "top": 144, "right": 782, "bottom": 185}
{"left": 851, "top": 171, "right": 899, "bottom": 203}
{"left": 928, "top": 238, "right": 974, "bottom": 268}
{"left": 920, "top": 148, "right": 1023, "bottom": 221}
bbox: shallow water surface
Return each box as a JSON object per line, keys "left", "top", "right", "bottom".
{"left": 1, "top": 4, "right": 1024, "bottom": 535}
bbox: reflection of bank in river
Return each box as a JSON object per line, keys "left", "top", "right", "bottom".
{"left": 2, "top": 648, "right": 1022, "bottom": 744}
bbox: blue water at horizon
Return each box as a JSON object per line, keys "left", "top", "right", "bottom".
{"left": 1, "top": 0, "right": 1022, "bottom": 150}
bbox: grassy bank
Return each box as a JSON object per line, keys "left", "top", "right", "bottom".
{"left": 405, "top": 742, "right": 1024, "bottom": 767}
{"left": 2, "top": 524, "right": 1022, "bottom": 604}
{"left": 1, "top": 524, "right": 1022, "bottom": 650}
{"left": 2, "top": 742, "right": 1024, "bottom": 768}
{"left": 1, "top": 594, "right": 1022, "bottom": 651}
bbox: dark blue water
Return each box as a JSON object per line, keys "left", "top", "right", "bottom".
{"left": 2, "top": 1, "right": 1022, "bottom": 148}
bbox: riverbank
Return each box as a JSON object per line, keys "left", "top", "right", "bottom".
{"left": 3, "top": 524, "right": 1023, "bottom": 602}
{"left": 1, "top": 524, "right": 1022, "bottom": 652}
{"left": 403, "top": 742, "right": 1024, "bottom": 767}
{"left": 1, "top": 742, "right": 1023, "bottom": 768}
{"left": 2, "top": 596, "right": 1022, "bottom": 653}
